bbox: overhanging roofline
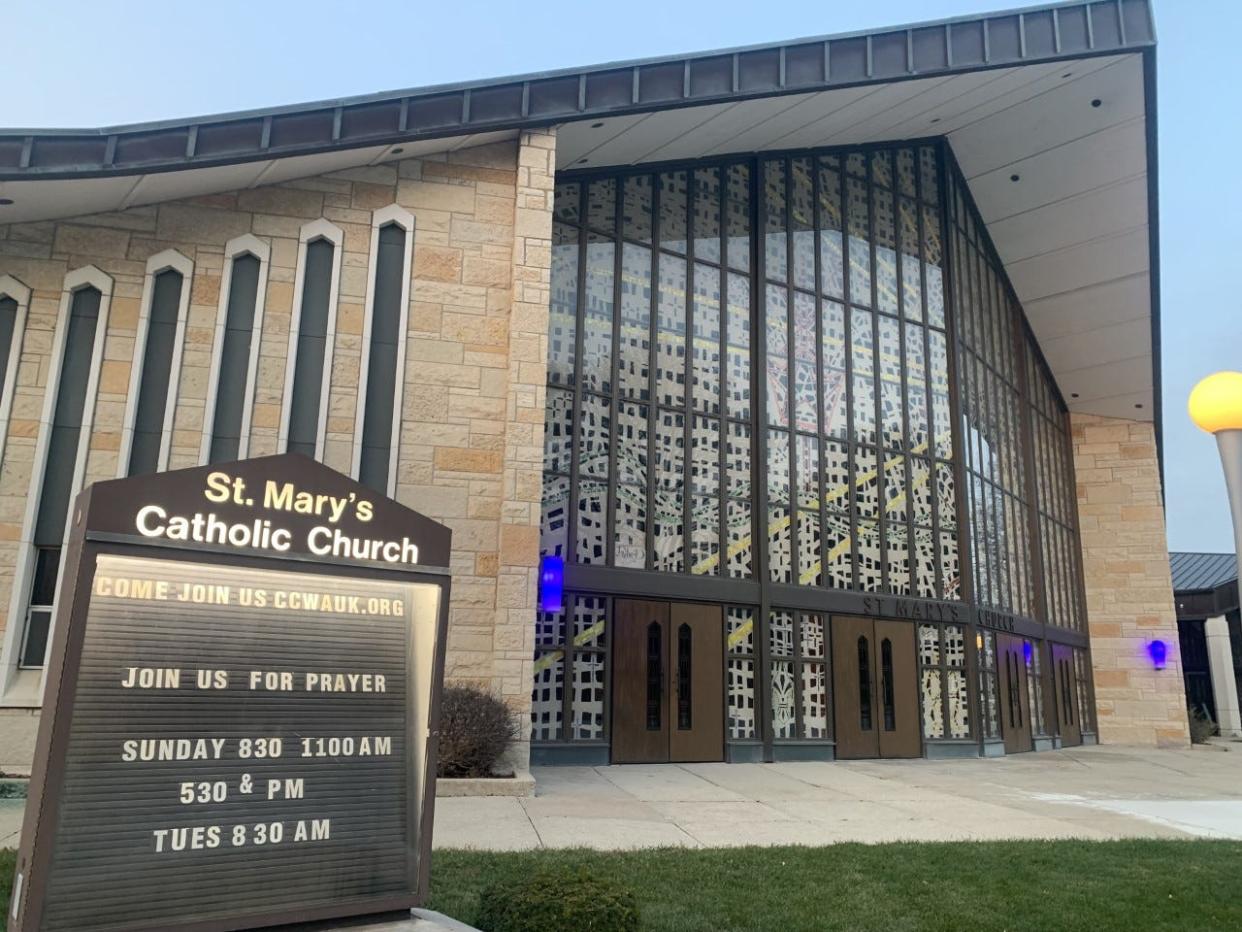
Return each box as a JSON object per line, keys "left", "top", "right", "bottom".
{"left": 0, "top": 0, "right": 1154, "bottom": 181}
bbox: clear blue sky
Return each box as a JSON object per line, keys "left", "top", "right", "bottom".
{"left": 4, "top": 0, "right": 1238, "bottom": 553}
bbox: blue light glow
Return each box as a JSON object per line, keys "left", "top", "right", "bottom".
{"left": 539, "top": 556, "right": 564, "bottom": 613}
{"left": 1023, "top": 641, "right": 1033, "bottom": 664}
{"left": 1148, "top": 639, "right": 1168, "bottom": 670}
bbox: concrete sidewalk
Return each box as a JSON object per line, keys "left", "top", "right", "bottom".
{"left": 432, "top": 744, "right": 1242, "bottom": 850}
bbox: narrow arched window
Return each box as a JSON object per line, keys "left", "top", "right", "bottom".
{"left": 857, "top": 635, "right": 872, "bottom": 731}
{"left": 0, "top": 275, "right": 30, "bottom": 467}
{"left": 677, "top": 623, "right": 693, "bottom": 730}
{"left": 646, "top": 620, "right": 663, "bottom": 730}
{"left": 124, "top": 253, "right": 191, "bottom": 476}
{"left": 355, "top": 207, "right": 413, "bottom": 493}
{"left": 205, "top": 236, "right": 269, "bottom": 464}
{"left": 283, "top": 220, "right": 343, "bottom": 459}
{"left": 17, "top": 269, "right": 112, "bottom": 669}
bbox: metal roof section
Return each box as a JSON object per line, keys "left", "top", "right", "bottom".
{"left": 0, "top": 0, "right": 1160, "bottom": 430}
{"left": 0, "top": 0, "right": 1153, "bottom": 180}
{"left": 1170, "top": 552, "right": 1239, "bottom": 594}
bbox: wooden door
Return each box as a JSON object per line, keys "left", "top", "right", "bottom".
{"left": 612, "top": 600, "right": 669, "bottom": 763}
{"left": 1052, "top": 644, "right": 1082, "bottom": 747}
{"left": 997, "top": 634, "right": 1033, "bottom": 754}
{"left": 874, "top": 620, "right": 922, "bottom": 759}
{"left": 668, "top": 603, "right": 725, "bottom": 763}
{"left": 832, "top": 616, "right": 880, "bottom": 759}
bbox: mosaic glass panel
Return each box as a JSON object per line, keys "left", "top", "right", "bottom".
{"left": 798, "top": 510, "right": 822, "bottom": 586}
{"left": 582, "top": 237, "right": 614, "bottom": 394}
{"left": 572, "top": 654, "right": 606, "bottom": 740}
{"left": 694, "top": 167, "right": 721, "bottom": 263}
{"left": 726, "top": 272, "right": 751, "bottom": 422}
{"left": 791, "top": 158, "right": 816, "bottom": 292}
{"left": 770, "top": 661, "right": 796, "bottom": 740}
{"left": 947, "top": 670, "right": 969, "bottom": 739}
{"left": 623, "top": 174, "right": 652, "bottom": 242}
{"left": 577, "top": 392, "right": 610, "bottom": 478}
{"left": 692, "top": 263, "right": 722, "bottom": 415}
{"left": 818, "top": 157, "right": 845, "bottom": 299}
{"left": 656, "top": 254, "right": 687, "bottom": 408}
{"left": 769, "top": 611, "right": 794, "bottom": 657}
{"left": 659, "top": 170, "right": 688, "bottom": 254}
{"left": 766, "top": 284, "right": 789, "bottom": 426}
{"left": 728, "top": 658, "right": 757, "bottom": 739}
{"left": 727, "top": 607, "right": 755, "bottom": 654}
{"left": 531, "top": 651, "right": 564, "bottom": 741}
{"left": 550, "top": 223, "right": 578, "bottom": 385}
{"left": 690, "top": 496, "right": 720, "bottom": 575}
{"left": 922, "top": 669, "right": 944, "bottom": 739}
{"left": 619, "top": 244, "right": 652, "bottom": 401}
{"left": 612, "top": 485, "right": 645, "bottom": 568}
{"left": 801, "top": 663, "right": 829, "bottom": 739}
{"left": 573, "top": 596, "right": 607, "bottom": 648}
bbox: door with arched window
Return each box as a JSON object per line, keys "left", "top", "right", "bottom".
{"left": 1052, "top": 643, "right": 1082, "bottom": 747}
{"left": 832, "top": 616, "right": 921, "bottom": 759}
{"left": 996, "top": 634, "right": 1033, "bottom": 753}
{"left": 613, "top": 600, "right": 724, "bottom": 763}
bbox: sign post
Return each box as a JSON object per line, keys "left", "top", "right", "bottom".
{"left": 10, "top": 454, "right": 452, "bottom": 932}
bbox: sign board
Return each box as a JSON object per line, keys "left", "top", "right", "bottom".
{"left": 11, "top": 454, "right": 452, "bottom": 932}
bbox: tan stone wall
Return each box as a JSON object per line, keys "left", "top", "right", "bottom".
{"left": 1072, "top": 413, "right": 1190, "bottom": 747}
{"left": 0, "top": 130, "right": 554, "bottom": 771}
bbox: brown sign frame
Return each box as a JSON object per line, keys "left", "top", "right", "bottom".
{"left": 11, "top": 454, "right": 453, "bottom": 932}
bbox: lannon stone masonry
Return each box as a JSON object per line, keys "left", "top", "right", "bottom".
{"left": 0, "top": 128, "right": 556, "bottom": 772}
{"left": 1072, "top": 413, "right": 1189, "bottom": 747}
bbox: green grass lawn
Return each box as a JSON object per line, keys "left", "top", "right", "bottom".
{"left": 2, "top": 841, "right": 1240, "bottom": 931}
{"left": 427, "top": 841, "right": 1242, "bottom": 932}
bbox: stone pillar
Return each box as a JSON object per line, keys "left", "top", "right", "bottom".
{"left": 1205, "top": 615, "right": 1242, "bottom": 736}
{"left": 495, "top": 127, "right": 556, "bottom": 773}
{"left": 1071, "top": 413, "right": 1190, "bottom": 746}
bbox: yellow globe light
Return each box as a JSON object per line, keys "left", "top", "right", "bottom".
{"left": 1188, "top": 372, "right": 1242, "bottom": 434}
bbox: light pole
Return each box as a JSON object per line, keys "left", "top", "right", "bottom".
{"left": 1188, "top": 371, "right": 1242, "bottom": 736}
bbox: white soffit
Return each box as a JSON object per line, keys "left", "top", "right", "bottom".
{"left": 555, "top": 52, "right": 1151, "bottom": 421}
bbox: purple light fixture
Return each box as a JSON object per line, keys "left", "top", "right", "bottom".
{"left": 1147, "top": 639, "right": 1168, "bottom": 670}
{"left": 539, "top": 556, "right": 564, "bottom": 613}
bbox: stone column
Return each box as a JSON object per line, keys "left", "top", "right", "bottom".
{"left": 1205, "top": 614, "right": 1242, "bottom": 736}
{"left": 495, "top": 126, "right": 556, "bottom": 773}
{"left": 1071, "top": 413, "right": 1190, "bottom": 746}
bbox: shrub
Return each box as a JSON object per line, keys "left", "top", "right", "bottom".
{"left": 1188, "top": 705, "right": 1218, "bottom": 745}
{"left": 477, "top": 865, "right": 640, "bottom": 932}
{"left": 437, "top": 684, "right": 518, "bottom": 778}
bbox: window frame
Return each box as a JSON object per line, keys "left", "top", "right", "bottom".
{"left": 201, "top": 234, "right": 271, "bottom": 464}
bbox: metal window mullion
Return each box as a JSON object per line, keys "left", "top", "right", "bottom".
{"left": 979, "top": 256, "right": 1007, "bottom": 612}
{"left": 793, "top": 613, "right": 805, "bottom": 739}
{"left": 750, "top": 156, "right": 775, "bottom": 760}
{"left": 892, "top": 172, "right": 915, "bottom": 600}
{"left": 784, "top": 158, "right": 799, "bottom": 588}
{"left": 811, "top": 155, "right": 829, "bottom": 589}
{"left": 1060, "top": 407, "right": 1090, "bottom": 633}
{"left": 867, "top": 155, "right": 888, "bottom": 595}
{"left": 682, "top": 172, "right": 694, "bottom": 580}
{"left": 716, "top": 168, "right": 729, "bottom": 580}
{"left": 915, "top": 148, "right": 944, "bottom": 602}
{"left": 969, "top": 241, "right": 993, "bottom": 610}
{"left": 939, "top": 624, "right": 952, "bottom": 742}
{"left": 607, "top": 180, "right": 624, "bottom": 568}
{"left": 645, "top": 176, "right": 661, "bottom": 571}
{"left": 935, "top": 144, "right": 981, "bottom": 751}
{"left": 840, "top": 158, "right": 859, "bottom": 593}
{"left": 567, "top": 186, "right": 589, "bottom": 584}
